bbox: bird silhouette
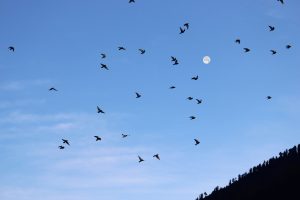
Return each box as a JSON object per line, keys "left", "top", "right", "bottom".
{"left": 235, "top": 39, "right": 241, "bottom": 44}
{"left": 100, "top": 64, "right": 109, "bottom": 70}
{"left": 169, "top": 86, "right": 176, "bottom": 89}
{"left": 244, "top": 48, "right": 250, "bottom": 52}
{"left": 135, "top": 92, "right": 141, "bottom": 98}
{"left": 184, "top": 23, "right": 189, "bottom": 30}
{"left": 278, "top": 0, "right": 284, "bottom": 4}
{"left": 173, "top": 59, "right": 179, "bottom": 65}
{"left": 191, "top": 75, "right": 198, "bottom": 80}
{"left": 171, "top": 56, "right": 177, "bottom": 62}
{"left": 286, "top": 44, "right": 292, "bottom": 49}
{"left": 267, "top": 96, "right": 272, "bottom": 100}
{"left": 190, "top": 116, "right": 196, "bottom": 120}
{"left": 179, "top": 27, "right": 185, "bottom": 34}
{"left": 62, "top": 139, "right": 70, "bottom": 145}
{"left": 196, "top": 99, "right": 202, "bottom": 104}
{"left": 100, "top": 53, "right": 106, "bottom": 59}
{"left": 58, "top": 145, "right": 65, "bottom": 149}
{"left": 97, "top": 106, "right": 105, "bottom": 114}
{"left": 187, "top": 97, "right": 193, "bottom": 100}
{"left": 118, "top": 47, "right": 126, "bottom": 50}
{"left": 138, "top": 156, "right": 144, "bottom": 163}
{"left": 153, "top": 154, "right": 160, "bottom": 160}
{"left": 269, "top": 26, "right": 275, "bottom": 31}
{"left": 129, "top": 0, "right": 135, "bottom": 3}
{"left": 194, "top": 139, "right": 200, "bottom": 145}
{"left": 270, "top": 50, "right": 277, "bottom": 55}
{"left": 122, "top": 134, "right": 129, "bottom": 138}
{"left": 49, "top": 87, "right": 58, "bottom": 91}
{"left": 139, "top": 49, "right": 146, "bottom": 54}
{"left": 8, "top": 46, "right": 15, "bottom": 51}
{"left": 94, "top": 136, "right": 101, "bottom": 141}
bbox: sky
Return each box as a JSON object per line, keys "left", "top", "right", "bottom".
{"left": 0, "top": 0, "right": 300, "bottom": 200}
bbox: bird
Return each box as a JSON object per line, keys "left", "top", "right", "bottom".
{"left": 97, "top": 106, "right": 105, "bottom": 114}
{"left": 94, "top": 136, "right": 101, "bottom": 141}
{"left": 49, "top": 87, "right": 58, "bottom": 91}
{"left": 139, "top": 49, "right": 146, "bottom": 54}
{"left": 129, "top": 0, "right": 135, "bottom": 3}
{"left": 173, "top": 59, "right": 179, "bottom": 65}
{"left": 270, "top": 50, "right": 277, "bottom": 55}
{"left": 122, "top": 133, "right": 129, "bottom": 138}
{"left": 62, "top": 139, "right": 70, "bottom": 145}
{"left": 190, "top": 116, "right": 196, "bottom": 120}
{"left": 100, "top": 53, "right": 106, "bottom": 59}
{"left": 269, "top": 26, "right": 275, "bottom": 31}
{"left": 100, "top": 64, "right": 109, "bottom": 70}
{"left": 58, "top": 145, "right": 65, "bottom": 149}
{"left": 244, "top": 48, "right": 250, "bottom": 52}
{"left": 135, "top": 92, "right": 141, "bottom": 98}
{"left": 118, "top": 47, "right": 126, "bottom": 50}
{"left": 286, "top": 44, "right": 292, "bottom": 49}
{"left": 8, "top": 46, "right": 15, "bottom": 51}
{"left": 179, "top": 27, "right": 185, "bottom": 34}
{"left": 153, "top": 154, "right": 160, "bottom": 160}
{"left": 235, "top": 39, "right": 241, "bottom": 44}
{"left": 187, "top": 97, "right": 193, "bottom": 100}
{"left": 138, "top": 156, "right": 144, "bottom": 163}
{"left": 267, "top": 96, "right": 272, "bottom": 100}
{"left": 278, "top": 0, "right": 284, "bottom": 4}
{"left": 184, "top": 23, "right": 189, "bottom": 30}
{"left": 169, "top": 86, "right": 176, "bottom": 89}
{"left": 191, "top": 75, "right": 198, "bottom": 80}
{"left": 196, "top": 99, "right": 202, "bottom": 104}
{"left": 194, "top": 139, "right": 200, "bottom": 145}
{"left": 171, "top": 56, "right": 177, "bottom": 62}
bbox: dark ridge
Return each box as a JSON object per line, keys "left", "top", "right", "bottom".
{"left": 196, "top": 144, "right": 300, "bottom": 200}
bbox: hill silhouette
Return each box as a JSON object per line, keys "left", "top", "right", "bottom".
{"left": 196, "top": 144, "right": 300, "bottom": 200}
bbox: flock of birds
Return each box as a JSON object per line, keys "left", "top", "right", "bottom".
{"left": 6, "top": 0, "right": 292, "bottom": 164}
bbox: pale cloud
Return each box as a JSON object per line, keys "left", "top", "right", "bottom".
{"left": 0, "top": 79, "right": 52, "bottom": 91}
{"left": 0, "top": 99, "right": 46, "bottom": 109}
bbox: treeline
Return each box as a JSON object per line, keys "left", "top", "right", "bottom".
{"left": 196, "top": 144, "right": 300, "bottom": 200}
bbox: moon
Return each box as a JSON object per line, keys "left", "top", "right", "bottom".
{"left": 203, "top": 56, "right": 211, "bottom": 64}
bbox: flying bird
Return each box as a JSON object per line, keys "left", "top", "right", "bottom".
{"left": 169, "top": 86, "right": 176, "bottom": 89}
{"left": 187, "top": 97, "right": 193, "bottom": 100}
{"left": 139, "top": 49, "right": 146, "bottom": 54}
{"left": 129, "top": 0, "right": 135, "bottom": 3}
{"left": 49, "top": 87, "right": 58, "bottom": 91}
{"left": 191, "top": 75, "right": 198, "bottom": 80}
{"left": 173, "top": 59, "right": 179, "bottom": 65}
{"left": 244, "top": 48, "right": 250, "bottom": 52}
{"left": 278, "top": 0, "right": 284, "bottom": 4}
{"left": 267, "top": 96, "right": 272, "bottom": 100}
{"left": 269, "top": 26, "right": 275, "bottom": 31}
{"left": 8, "top": 46, "right": 15, "bottom": 51}
{"left": 100, "top": 53, "right": 106, "bottom": 59}
{"left": 235, "top": 39, "right": 241, "bottom": 44}
{"left": 270, "top": 50, "right": 277, "bottom": 55}
{"left": 196, "top": 99, "right": 202, "bottom": 104}
{"left": 138, "top": 156, "right": 144, "bottom": 163}
{"left": 97, "top": 106, "right": 105, "bottom": 114}
{"left": 153, "top": 154, "right": 160, "bottom": 160}
{"left": 58, "top": 145, "right": 65, "bottom": 149}
{"left": 62, "top": 139, "right": 70, "bottom": 146}
{"left": 135, "top": 92, "right": 141, "bottom": 98}
{"left": 171, "top": 56, "right": 177, "bottom": 62}
{"left": 100, "top": 64, "right": 109, "bottom": 70}
{"left": 184, "top": 23, "right": 189, "bottom": 30}
{"left": 118, "top": 47, "right": 126, "bottom": 50}
{"left": 94, "top": 136, "right": 101, "bottom": 141}
{"left": 286, "top": 44, "right": 292, "bottom": 49}
{"left": 190, "top": 116, "right": 196, "bottom": 120}
{"left": 179, "top": 27, "right": 185, "bottom": 34}
{"left": 194, "top": 139, "right": 200, "bottom": 145}
{"left": 122, "top": 133, "right": 129, "bottom": 138}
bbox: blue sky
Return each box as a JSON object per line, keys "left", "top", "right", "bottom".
{"left": 0, "top": 0, "right": 300, "bottom": 200}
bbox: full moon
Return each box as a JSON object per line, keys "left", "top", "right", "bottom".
{"left": 203, "top": 56, "right": 211, "bottom": 64}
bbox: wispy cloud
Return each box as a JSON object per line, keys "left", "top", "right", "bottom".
{"left": 0, "top": 79, "right": 52, "bottom": 91}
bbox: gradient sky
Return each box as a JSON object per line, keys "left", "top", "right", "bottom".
{"left": 1, "top": 0, "right": 300, "bottom": 200}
